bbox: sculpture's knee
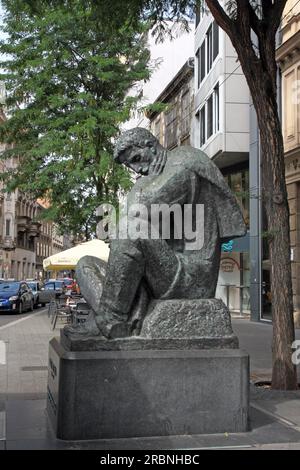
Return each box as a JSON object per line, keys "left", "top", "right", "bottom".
{"left": 77, "top": 255, "right": 107, "bottom": 279}
{"left": 109, "top": 238, "right": 145, "bottom": 263}
{"left": 75, "top": 256, "right": 107, "bottom": 314}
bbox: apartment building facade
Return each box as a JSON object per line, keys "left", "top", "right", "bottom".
{"left": 277, "top": 0, "right": 300, "bottom": 325}
{"left": 35, "top": 200, "right": 65, "bottom": 279}
{"left": 0, "top": 115, "right": 68, "bottom": 280}
{"left": 0, "top": 182, "right": 66, "bottom": 280}
{"left": 148, "top": 59, "right": 194, "bottom": 149}
{"left": 0, "top": 142, "right": 39, "bottom": 280}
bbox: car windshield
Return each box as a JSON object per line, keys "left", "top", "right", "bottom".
{"left": 27, "top": 282, "right": 37, "bottom": 291}
{"left": 44, "top": 283, "right": 55, "bottom": 290}
{"left": 0, "top": 282, "right": 20, "bottom": 293}
{"left": 45, "top": 281, "right": 63, "bottom": 289}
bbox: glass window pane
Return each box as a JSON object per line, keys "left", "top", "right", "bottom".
{"left": 5, "top": 219, "right": 10, "bottom": 237}
{"left": 165, "top": 103, "right": 178, "bottom": 149}
{"left": 214, "top": 83, "right": 219, "bottom": 132}
{"left": 207, "top": 94, "right": 213, "bottom": 138}
{"left": 207, "top": 25, "right": 212, "bottom": 72}
{"left": 200, "top": 42, "right": 206, "bottom": 82}
{"left": 181, "top": 91, "right": 190, "bottom": 136}
{"left": 195, "top": 3, "right": 200, "bottom": 27}
{"left": 213, "top": 21, "right": 219, "bottom": 60}
{"left": 200, "top": 107, "right": 206, "bottom": 146}
{"left": 196, "top": 49, "right": 200, "bottom": 88}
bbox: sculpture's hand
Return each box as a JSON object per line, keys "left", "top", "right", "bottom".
{"left": 149, "top": 150, "right": 167, "bottom": 176}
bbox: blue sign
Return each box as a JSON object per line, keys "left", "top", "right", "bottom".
{"left": 221, "top": 231, "right": 249, "bottom": 253}
{"left": 221, "top": 240, "right": 233, "bottom": 252}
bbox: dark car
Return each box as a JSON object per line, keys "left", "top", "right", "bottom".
{"left": 44, "top": 280, "right": 66, "bottom": 298}
{"left": 27, "top": 281, "right": 55, "bottom": 308}
{"left": 0, "top": 281, "right": 34, "bottom": 314}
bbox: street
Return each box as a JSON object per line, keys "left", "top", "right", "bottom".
{"left": 0, "top": 310, "right": 299, "bottom": 450}
{"left": 0, "top": 305, "right": 47, "bottom": 328}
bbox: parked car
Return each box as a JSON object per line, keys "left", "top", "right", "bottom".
{"left": 26, "top": 281, "right": 55, "bottom": 308}
{"left": 61, "top": 278, "right": 79, "bottom": 293}
{"left": 0, "top": 281, "right": 34, "bottom": 314}
{"left": 44, "top": 280, "right": 66, "bottom": 298}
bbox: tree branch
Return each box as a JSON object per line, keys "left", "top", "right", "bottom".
{"left": 205, "top": 0, "right": 235, "bottom": 40}
{"left": 262, "top": 0, "right": 273, "bottom": 18}
{"left": 268, "top": 0, "right": 287, "bottom": 37}
{"left": 236, "top": 0, "right": 251, "bottom": 36}
{"left": 245, "top": 1, "right": 262, "bottom": 38}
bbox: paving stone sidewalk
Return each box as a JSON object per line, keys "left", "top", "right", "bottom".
{"left": 0, "top": 310, "right": 54, "bottom": 398}
{"left": 0, "top": 310, "right": 300, "bottom": 450}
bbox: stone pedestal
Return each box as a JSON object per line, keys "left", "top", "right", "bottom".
{"left": 47, "top": 337, "right": 249, "bottom": 440}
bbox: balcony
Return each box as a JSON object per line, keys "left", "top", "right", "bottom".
{"left": 17, "top": 215, "right": 31, "bottom": 233}
{"left": 28, "top": 222, "right": 42, "bottom": 238}
{"left": 0, "top": 236, "right": 16, "bottom": 251}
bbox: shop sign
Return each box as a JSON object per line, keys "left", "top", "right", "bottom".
{"left": 220, "top": 257, "right": 240, "bottom": 273}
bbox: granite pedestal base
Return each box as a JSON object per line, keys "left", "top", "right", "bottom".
{"left": 47, "top": 338, "right": 249, "bottom": 440}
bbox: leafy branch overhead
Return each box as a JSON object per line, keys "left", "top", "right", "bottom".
{"left": 0, "top": 0, "right": 151, "bottom": 237}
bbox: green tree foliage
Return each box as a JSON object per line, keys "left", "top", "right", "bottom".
{"left": 0, "top": 0, "right": 151, "bottom": 238}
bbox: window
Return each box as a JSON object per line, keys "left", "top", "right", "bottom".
{"left": 196, "top": 49, "right": 200, "bottom": 87}
{"left": 200, "top": 107, "right": 206, "bottom": 146}
{"left": 214, "top": 83, "right": 219, "bottom": 132}
{"left": 207, "top": 21, "right": 219, "bottom": 72}
{"left": 195, "top": 3, "right": 201, "bottom": 27}
{"left": 207, "top": 25, "right": 213, "bottom": 72}
{"left": 198, "top": 82, "right": 220, "bottom": 146}
{"left": 213, "top": 21, "right": 219, "bottom": 61}
{"left": 200, "top": 42, "right": 206, "bottom": 83}
{"left": 197, "top": 21, "right": 219, "bottom": 87}
{"left": 207, "top": 94, "right": 213, "bottom": 139}
{"left": 165, "top": 104, "right": 178, "bottom": 149}
{"left": 154, "top": 119, "right": 161, "bottom": 142}
{"left": 181, "top": 91, "right": 190, "bottom": 137}
{"left": 5, "top": 219, "right": 11, "bottom": 237}
{"left": 196, "top": 42, "right": 206, "bottom": 87}
{"left": 195, "top": 1, "right": 206, "bottom": 27}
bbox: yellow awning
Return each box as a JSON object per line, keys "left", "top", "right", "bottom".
{"left": 43, "top": 239, "right": 110, "bottom": 271}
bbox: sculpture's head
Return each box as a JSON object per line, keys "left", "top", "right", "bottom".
{"left": 113, "top": 128, "right": 165, "bottom": 176}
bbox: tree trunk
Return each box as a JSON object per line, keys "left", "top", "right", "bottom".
{"left": 205, "top": 0, "right": 297, "bottom": 390}
{"left": 231, "top": 37, "right": 298, "bottom": 389}
{"left": 218, "top": 20, "right": 297, "bottom": 390}
{"left": 257, "top": 100, "right": 297, "bottom": 389}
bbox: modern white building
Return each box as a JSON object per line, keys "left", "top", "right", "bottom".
{"left": 194, "top": 4, "right": 250, "bottom": 315}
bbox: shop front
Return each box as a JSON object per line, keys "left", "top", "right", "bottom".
{"left": 216, "top": 233, "right": 250, "bottom": 316}
{"left": 216, "top": 165, "right": 250, "bottom": 315}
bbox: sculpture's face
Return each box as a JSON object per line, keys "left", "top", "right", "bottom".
{"left": 119, "top": 144, "right": 155, "bottom": 175}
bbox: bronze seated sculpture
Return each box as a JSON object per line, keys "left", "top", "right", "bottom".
{"left": 64, "top": 127, "right": 246, "bottom": 343}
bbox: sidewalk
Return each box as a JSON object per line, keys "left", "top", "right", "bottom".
{"left": 0, "top": 310, "right": 300, "bottom": 450}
